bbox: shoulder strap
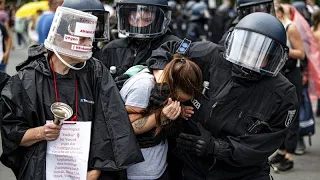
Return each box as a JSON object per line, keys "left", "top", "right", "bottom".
{"left": 285, "top": 23, "right": 293, "bottom": 32}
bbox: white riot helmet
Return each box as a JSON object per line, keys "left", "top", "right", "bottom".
{"left": 44, "top": 6, "right": 98, "bottom": 66}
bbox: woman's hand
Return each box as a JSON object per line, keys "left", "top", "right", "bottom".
{"left": 161, "top": 98, "right": 181, "bottom": 121}
{"left": 42, "top": 122, "right": 62, "bottom": 141}
{"left": 180, "top": 105, "right": 194, "bottom": 120}
{"left": 87, "top": 169, "right": 101, "bottom": 180}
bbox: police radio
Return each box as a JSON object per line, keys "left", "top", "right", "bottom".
{"left": 176, "top": 38, "right": 192, "bottom": 55}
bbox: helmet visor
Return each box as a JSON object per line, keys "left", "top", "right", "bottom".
{"left": 117, "top": 4, "right": 171, "bottom": 38}
{"left": 90, "top": 10, "right": 110, "bottom": 42}
{"left": 238, "top": 2, "right": 273, "bottom": 18}
{"left": 224, "top": 29, "right": 288, "bottom": 76}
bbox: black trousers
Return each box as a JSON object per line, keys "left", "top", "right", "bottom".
{"left": 280, "top": 67, "right": 303, "bottom": 154}
{"left": 99, "top": 170, "right": 127, "bottom": 180}
{"left": 99, "top": 168, "right": 170, "bottom": 180}
{"left": 157, "top": 168, "right": 170, "bottom": 180}
{"left": 245, "top": 173, "right": 273, "bottom": 180}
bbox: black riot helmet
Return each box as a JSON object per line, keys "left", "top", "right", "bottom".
{"left": 190, "top": 1, "right": 210, "bottom": 21}
{"left": 116, "top": 0, "right": 172, "bottom": 38}
{"left": 62, "top": 0, "right": 110, "bottom": 42}
{"left": 292, "top": 1, "right": 311, "bottom": 23}
{"left": 168, "top": 0, "right": 177, "bottom": 9}
{"left": 224, "top": 12, "right": 289, "bottom": 77}
{"left": 236, "top": 0, "right": 274, "bottom": 19}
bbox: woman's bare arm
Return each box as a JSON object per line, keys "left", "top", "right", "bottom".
{"left": 288, "top": 24, "right": 305, "bottom": 60}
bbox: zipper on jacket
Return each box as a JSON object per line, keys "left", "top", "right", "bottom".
{"left": 133, "top": 43, "right": 144, "bottom": 57}
{"left": 205, "top": 102, "right": 219, "bottom": 124}
{"left": 134, "top": 48, "right": 138, "bottom": 57}
{"left": 202, "top": 76, "right": 234, "bottom": 125}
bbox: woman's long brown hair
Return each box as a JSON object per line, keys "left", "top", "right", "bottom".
{"left": 313, "top": 9, "right": 320, "bottom": 31}
{"left": 151, "top": 54, "right": 203, "bottom": 135}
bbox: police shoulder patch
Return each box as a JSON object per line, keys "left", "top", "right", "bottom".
{"left": 285, "top": 110, "right": 296, "bottom": 127}
{"left": 191, "top": 98, "right": 201, "bottom": 110}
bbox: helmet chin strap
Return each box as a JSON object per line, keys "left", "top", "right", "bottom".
{"left": 233, "top": 65, "right": 262, "bottom": 81}
{"left": 53, "top": 47, "right": 86, "bottom": 71}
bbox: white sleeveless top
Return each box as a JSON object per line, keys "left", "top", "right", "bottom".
{"left": 284, "top": 21, "right": 293, "bottom": 48}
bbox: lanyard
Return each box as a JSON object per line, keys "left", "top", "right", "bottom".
{"left": 50, "top": 57, "right": 78, "bottom": 121}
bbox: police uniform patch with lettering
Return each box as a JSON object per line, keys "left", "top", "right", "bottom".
{"left": 191, "top": 98, "right": 201, "bottom": 110}
{"left": 285, "top": 110, "right": 296, "bottom": 127}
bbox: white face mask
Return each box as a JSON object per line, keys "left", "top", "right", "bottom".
{"left": 53, "top": 47, "right": 87, "bottom": 71}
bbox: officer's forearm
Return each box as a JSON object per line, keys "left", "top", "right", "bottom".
{"left": 213, "top": 129, "right": 288, "bottom": 167}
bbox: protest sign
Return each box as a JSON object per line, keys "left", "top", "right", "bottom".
{"left": 46, "top": 121, "right": 92, "bottom": 180}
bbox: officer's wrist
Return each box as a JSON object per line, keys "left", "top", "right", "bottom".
{"left": 207, "top": 137, "right": 218, "bottom": 156}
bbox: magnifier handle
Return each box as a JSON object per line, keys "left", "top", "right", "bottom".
{"left": 53, "top": 118, "right": 63, "bottom": 125}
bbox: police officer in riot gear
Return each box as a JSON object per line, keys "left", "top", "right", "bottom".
{"left": 61, "top": 0, "right": 110, "bottom": 58}
{"left": 186, "top": 1, "right": 210, "bottom": 42}
{"left": 168, "top": 0, "right": 186, "bottom": 39}
{"left": 220, "top": 0, "right": 275, "bottom": 45}
{"left": 99, "top": 0, "right": 180, "bottom": 89}
{"left": 147, "top": 12, "right": 298, "bottom": 180}
{"left": 236, "top": 0, "right": 275, "bottom": 19}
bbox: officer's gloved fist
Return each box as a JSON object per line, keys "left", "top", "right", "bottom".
{"left": 176, "top": 122, "right": 215, "bottom": 157}
{"left": 149, "top": 83, "right": 169, "bottom": 107}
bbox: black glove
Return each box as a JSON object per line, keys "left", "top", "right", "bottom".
{"left": 176, "top": 122, "right": 216, "bottom": 157}
{"left": 149, "top": 83, "right": 169, "bottom": 107}
{"left": 114, "top": 74, "right": 130, "bottom": 90}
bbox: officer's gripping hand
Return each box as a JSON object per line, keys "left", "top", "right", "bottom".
{"left": 176, "top": 122, "right": 215, "bottom": 157}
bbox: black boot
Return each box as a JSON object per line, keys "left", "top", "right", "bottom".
{"left": 277, "top": 158, "right": 294, "bottom": 171}
{"left": 270, "top": 153, "right": 285, "bottom": 164}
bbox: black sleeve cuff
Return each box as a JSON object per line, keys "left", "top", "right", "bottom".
{"left": 148, "top": 58, "right": 168, "bottom": 70}
{"left": 213, "top": 139, "right": 231, "bottom": 160}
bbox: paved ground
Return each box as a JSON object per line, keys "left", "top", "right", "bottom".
{"left": 271, "top": 121, "right": 320, "bottom": 180}
{"left": 1, "top": 41, "right": 320, "bottom": 180}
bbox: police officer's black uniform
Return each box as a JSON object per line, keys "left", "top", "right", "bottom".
{"left": 147, "top": 13, "right": 298, "bottom": 180}
{"left": 99, "top": 0, "right": 180, "bottom": 88}
{"left": 100, "top": 32, "right": 180, "bottom": 78}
